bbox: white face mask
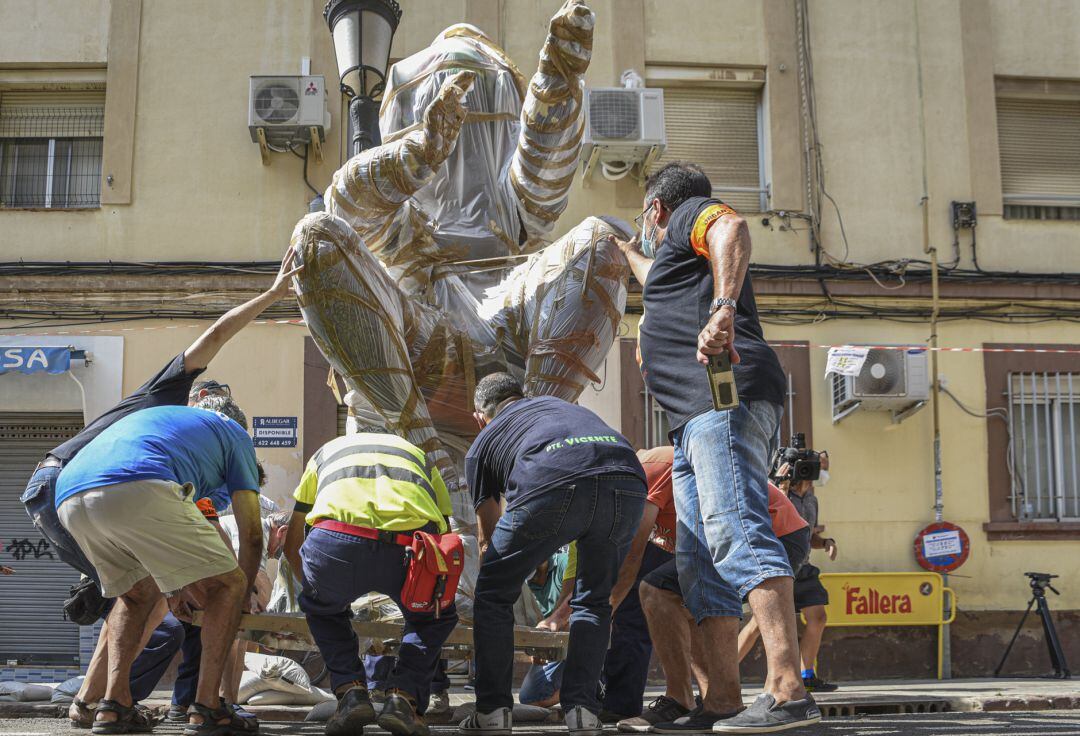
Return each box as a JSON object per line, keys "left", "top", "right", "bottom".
{"left": 814, "top": 469, "right": 830, "bottom": 487}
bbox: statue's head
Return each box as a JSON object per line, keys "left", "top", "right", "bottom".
{"left": 380, "top": 24, "right": 527, "bottom": 137}
{"left": 379, "top": 25, "right": 528, "bottom": 241}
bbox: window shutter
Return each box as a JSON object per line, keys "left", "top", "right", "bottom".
{"left": 997, "top": 97, "right": 1080, "bottom": 207}
{"left": 0, "top": 89, "right": 106, "bottom": 138}
{"left": 655, "top": 87, "right": 763, "bottom": 213}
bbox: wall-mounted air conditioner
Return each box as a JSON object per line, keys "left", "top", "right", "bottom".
{"left": 831, "top": 347, "right": 930, "bottom": 423}
{"left": 580, "top": 87, "right": 666, "bottom": 184}
{"left": 248, "top": 75, "right": 329, "bottom": 164}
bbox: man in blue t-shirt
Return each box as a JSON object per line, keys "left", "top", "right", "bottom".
{"left": 19, "top": 251, "right": 299, "bottom": 731}
{"left": 56, "top": 405, "right": 264, "bottom": 734}
{"left": 459, "top": 373, "right": 646, "bottom": 736}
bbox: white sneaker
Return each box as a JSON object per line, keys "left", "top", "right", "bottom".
{"left": 459, "top": 706, "right": 513, "bottom": 735}
{"left": 565, "top": 706, "right": 603, "bottom": 736}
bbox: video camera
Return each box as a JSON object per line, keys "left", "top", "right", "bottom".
{"left": 770, "top": 433, "right": 822, "bottom": 484}
{"left": 1025, "top": 572, "right": 1060, "bottom": 595}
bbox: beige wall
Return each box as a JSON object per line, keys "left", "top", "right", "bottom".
{"left": 0, "top": 0, "right": 109, "bottom": 66}
{"left": 3, "top": 0, "right": 1079, "bottom": 269}
{"left": 3, "top": 0, "right": 1080, "bottom": 613}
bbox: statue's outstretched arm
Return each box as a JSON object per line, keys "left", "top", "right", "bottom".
{"left": 325, "top": 71, "right": 475, "bottom": 252}
{"left": 510, "top": 0, "right": 594, "bottom": 240}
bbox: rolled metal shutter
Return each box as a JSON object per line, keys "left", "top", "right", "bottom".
{"left": 655, "top": 87, "right": 763, "bottom": 213}
{"left": 0, "top": 413, "right": 84, "bottom": 665}
{"left": 0, "top": 90, "right": 106, "bottom": 138}
{"left": 997, "top": 97, "right": 1080, "bottom": 206}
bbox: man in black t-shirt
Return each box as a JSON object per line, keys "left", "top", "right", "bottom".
{"left": 459, "top": 373, "right": 646, "bottom": 736}
{"left": 21, "top": 250, "right": 300, "bottom": 728}
{"left": 612, "top": 163, "right": 821, "bottom": 734}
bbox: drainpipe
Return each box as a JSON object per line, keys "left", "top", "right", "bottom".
{"left": 914, "top": 0, "right": 950, "bottom": 678}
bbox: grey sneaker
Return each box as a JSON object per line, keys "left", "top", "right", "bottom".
{"left": 459, "top": 707, "right": 512, "bottom": 736}
{"left": 712, "top": 693, "right": 821, "bottom": 733}
{"left": 565, "top": 706, "right": 603, "bottom": 736}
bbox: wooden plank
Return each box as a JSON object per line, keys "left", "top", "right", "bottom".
{"left": 193, "top": 611, "right": 569, "bottom": 656}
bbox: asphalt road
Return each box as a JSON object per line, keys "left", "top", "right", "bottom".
{"left": 3, "top": 711, "right": 1080, "bottom": 736}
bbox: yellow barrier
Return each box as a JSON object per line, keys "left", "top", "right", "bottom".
{"left": 809, "top": 572, "right": 956, "bottom": 679}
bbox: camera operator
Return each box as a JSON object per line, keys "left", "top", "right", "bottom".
{"left": 740, "top": 437, "right": 837, "bottom": 692}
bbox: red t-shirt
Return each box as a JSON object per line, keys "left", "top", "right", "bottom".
{"left": 638, "top": 446, "right": 677, "bottom": 554}
{"left": 769, "top": 482, "right": 809, "bottom": 537}
{"left": 636, "top": 448, "right": 806, "bottom": 553}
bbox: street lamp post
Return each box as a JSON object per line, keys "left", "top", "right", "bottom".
{"left": 323, "top": 0, "right": 402, "bottom": 156}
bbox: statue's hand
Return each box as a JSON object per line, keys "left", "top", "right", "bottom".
{"left": 544, "top": 0, "right": 594, "bottom": 77}
{"left": 420, "top": 70, "right": 475, "bottom": 165}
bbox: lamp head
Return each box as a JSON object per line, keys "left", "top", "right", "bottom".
{"left": 324, "top": 0, "right": 402, "bottom": 99}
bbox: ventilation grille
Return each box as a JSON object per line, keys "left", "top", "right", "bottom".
{"left": 589, "top": 89, "right": 640, "bottom": 140}
{"left": 854, "top": 349, "right": 907, "bottom": 396}
{"left": 253, "top": 82, "right": 300, "bottom": 125}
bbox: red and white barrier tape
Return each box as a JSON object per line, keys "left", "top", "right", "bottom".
{"left": 767, "top": 343, "right": 1080, "bottom": 355}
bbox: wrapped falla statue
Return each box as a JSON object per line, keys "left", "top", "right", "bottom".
{"left": 291, "top": 0, "right": 629, "bottom": 513}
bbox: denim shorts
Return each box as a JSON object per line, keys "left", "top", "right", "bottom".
{"left": 671, "top": 400, "right": 793, "bottom": 621}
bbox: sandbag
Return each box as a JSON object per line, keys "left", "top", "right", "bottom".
{"left": 0, "top": 681, "right": 54, "bottom": 702}
{"left": 50, "top": 676, "right": 84, "bottom": 704}
{"left": 246, "top": 688, "right": 333, "bottom": 706}
{"left": 238, "top": 653, "right": 311, "bottom": 703}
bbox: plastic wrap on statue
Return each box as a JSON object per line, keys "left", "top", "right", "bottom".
{"left": 292, "top": 0, "right": 628, "bottom": 512}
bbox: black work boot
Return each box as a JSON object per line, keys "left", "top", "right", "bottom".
{"left": 377, "top": 689, "right": 430, "bottom": 736}
{"left": 325, "top": 682, "right": 377, "bottom": 736}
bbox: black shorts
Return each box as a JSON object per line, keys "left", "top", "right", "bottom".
{"left": 793, "top": 563, "right": 830, "bottom": 611}
{"left": 641, "top": 527, "right": 812, "bottom": 599}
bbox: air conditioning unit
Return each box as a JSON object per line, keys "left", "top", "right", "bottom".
{"left": 580, "top": 87, "right": 666, "bottom": 180}
{"left": 831, "top": 347, "right": 930, "bottom": 423}
{"left": 248, "top": 75, "right": 328, "bottom": 147}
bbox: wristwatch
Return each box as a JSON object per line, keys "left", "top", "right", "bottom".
{"left": 710, "top": 297, "right": 737, "bottom": 314}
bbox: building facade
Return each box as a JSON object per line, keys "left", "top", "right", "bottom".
{"left": 1, "top": 0, "right": 1078, "bottom": 679}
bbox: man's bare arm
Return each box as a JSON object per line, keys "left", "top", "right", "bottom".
{"left": 229, "top": 490, "right": 263, "bottom": 600}
{"left": 697, "top": 213, "right": 751, "bottom": 364}
{"left": 183, "top": 249, "right": 302, "bottom": 372}
{"left": 538, "top": 573, "right": 575, "bottom": 631}
{"left": 476, "top": 497, "right": 501, "bottom": 555}
{"left": 610, "top": 235, "right": 654, "bottom": 285}
{"left": 283, "top": 509, "right": 307, "bottom": 584}
{"left": 609, "top": 503, "right": 660, "bottom": 610}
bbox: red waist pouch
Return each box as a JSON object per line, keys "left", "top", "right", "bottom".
{"left": 401, "top": 531, "right": 464, "bottom": 617}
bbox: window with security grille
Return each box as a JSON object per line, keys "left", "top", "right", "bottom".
{"left": 0, "top": 89, "right": 105, "bottom": 209}
{"left": 655, "top": 87, "right": 765, "bottom": 213}
{"left": 1008, "top": 372, "right": 1080, "bottom": 521}
{"left": 997, "top": 96, "right": 1080, "bottom": 221}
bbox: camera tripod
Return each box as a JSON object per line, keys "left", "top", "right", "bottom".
{"left": 995, "top": 572, "right": 1071, "bottom": 679}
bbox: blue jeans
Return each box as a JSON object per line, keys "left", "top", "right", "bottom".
{"left": 672, "top": 401, "right": 791, "bottom": 621}
{"left": 365, "top": 655, "right": 449, "bottom": 695}
{"left": 171, "top": 621, "right": 202, "bottom": 707}
{"left": 473, "top": 473, "right": 647, "bottom": 714}
{"left": 519, "top": 660, "right": 564, "bottom": 705}
{"left": 601, "top": 542, "right": 673, "bottom": 717}
{"left": 21, "top": 464, "right": 98, "bottom": 584}
{"left": 298, "top": 527, "right": 457, "bottom": 713}
{"left": 130, "top": 612, "right": 185, "bottom": 701}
